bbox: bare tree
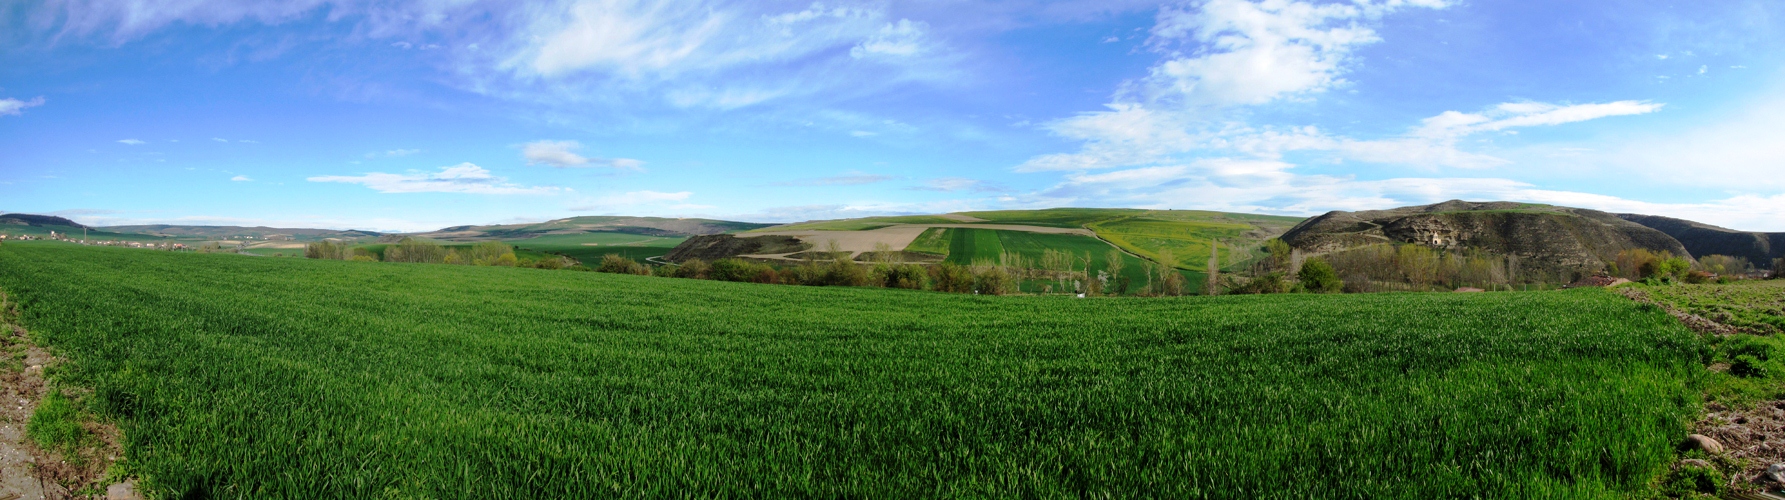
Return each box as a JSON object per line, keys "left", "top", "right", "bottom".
{"left": 1205, "top": 239, "right": 1220, "bottom": 296}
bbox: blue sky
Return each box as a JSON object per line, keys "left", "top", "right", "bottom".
{"left": 2, "top": 0, "right": 1783, "bottom": 232}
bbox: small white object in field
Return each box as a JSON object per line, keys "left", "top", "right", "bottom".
{"left": 1768, "top": 463, "right": 1785, "bottom": 483}
{"left": 1076, "top": 293, "right": 1085, "bottom": 298}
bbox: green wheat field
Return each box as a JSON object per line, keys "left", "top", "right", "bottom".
{"left": 0, "top": 242, "right": 1707, "bottom": 498}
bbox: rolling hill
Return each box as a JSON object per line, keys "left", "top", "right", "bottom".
{"left": 1281, "top": 200, "right": 1690, "bottom": 277}
{"left": 413, "top": 216, "right": 771, "bottom": 241}
{"left": 103, "top": 225, "right": 383, "bottom": 241}
{"left": 1618, "top": 213, "right": 1785, "bottom": 269}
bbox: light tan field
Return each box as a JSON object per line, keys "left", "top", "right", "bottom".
{"left": 742, "top": 224, "right": 1094, "bottom": 259}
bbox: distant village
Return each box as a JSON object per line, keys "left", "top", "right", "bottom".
{"left": 1, "top": 230, "right": 192, "bottom": 250}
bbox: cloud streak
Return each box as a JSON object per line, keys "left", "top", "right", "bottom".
{"left": 307, "top": 163, "right": 564, "bottom": 195}
{"left": 522, "top": 140, "right": 644, "bottom": 170}
{"left": 0, "top": 97, "right": 45, "bottom": 116}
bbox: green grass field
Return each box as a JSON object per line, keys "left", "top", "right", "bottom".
{"left": 904, "top": 228, "right": 952, "bottom": 256}
{"left": 503, "top": 232, "right": 687, "bottom": 264}
{"left": 0, "top": 242, "right": 1709, "bottom": 498}
{"left": 1640, "top": 280, "right": 1785, "bottom": 335}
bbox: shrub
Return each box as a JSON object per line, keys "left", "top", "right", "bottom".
{"left": 1342, "top": 273, "right": 1373, "bottom": 294}
{"left": 931, "top": 262, "right": 975, "bottom": 293}
{"left": 1228, "top": 272, "right": 1289, "bottom": 295}
{"left": 674, "top": 259, "right": 711, "bottom": 280}
{"left": 1684, "top": 271, "right": 1713, "bottom": 284}
{"left": 782, "top": 262, "right": 821, "bottom": 286}
{"left": 385, "top": 238, "right": 448, "bottom": 264}
{"left": 304, "top": 241, "right": 348, "bottom": 260}
{"left": 531, "top": 256, "right": 569, "bottom": 270}
{"left": 1698, "top": 255, "right": 1752, "bottom": 275}
{"left": 596, "top": 254, "right": 650, "bottom": 275}
{"left": 652, "top": 264, "right": 679, "bottom": 278}
{"left": 877, "top": 264, "right": 930, "bottom": 290}
{"left": 974, "top": 266, "right": 1015, "bottom": 296}
{"left": 468, "top": 242, "right": 517, "bottom": 267}
{"left": 821, "top": 260, "right": 871, "bottom": 287}
{"left": 710, "top": 259, "right": 771, "bottom": 283}
{"left": 1298, "top": 258, "right": 1342, "bottom": 294}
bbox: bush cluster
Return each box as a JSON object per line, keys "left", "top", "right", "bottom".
{"left": 588, "top": 254, "right": 1039, "bottom": 296}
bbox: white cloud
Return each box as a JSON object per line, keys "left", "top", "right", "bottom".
{"left": 772, "top": 172, "right": 895, "bottom": 186}
{"left": 518, "top": 1, "right": 888, "bottom": 79}
{"left": 230, "top": 175, "right": 252, "bottom": 182}
{"left": 211, "top": 138, "right": 228, "bottom": 142}
{"left": 117, "top": 139, "right": 146, "bottom": 145}
{"left": 851, "top": 19, "right": 930, "bottom": 59}
{"left": 365, "top": 148, "right": 422, "bottom": 159}
{"left": 915, "top": 177, "right": 1001, "bottom": 192}
{"left": 521, "top": 140, "right": 644, "bottom": 170}
{"left": 1412, "top": 101, "right": 1663, "bottom": 138}
{"left": 307, "top": 163, "right": 565, "bottom": 195}
{"left": 569, "top": 190, "right": 705, "bottom": 211}
{"left": 1139, "top": 0, "right": 1447, "bottom": 109}
{"left": 1015, "top": 103, "right": 1206, "bottom": 172}
{"left": 0, "top": 97, "right": 45, "bottom": 116}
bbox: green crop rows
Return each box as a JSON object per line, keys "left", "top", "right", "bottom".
{"left": 0, "top": 242, "right": 1707, "bottom": 498}
{"left": 504, "top": 233, "right": 687, "bottom": 264}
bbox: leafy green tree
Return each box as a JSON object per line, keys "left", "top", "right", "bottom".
{"left": 1298, "top": 257, "right": 1343, "bottom": 294}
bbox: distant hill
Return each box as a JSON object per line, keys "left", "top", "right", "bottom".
{"left": 679, "top": 208, "right": 1306, "bottom": 274}
{"left": 1282, "top": 200, "right": 1690, "bottom": 276}
{"left": 411, "top": 216, "right": 773, "bottom": 242}
{"left": 0, "top": 213, "right": 87, "bottom": 229}
{"left": 1617, "top": 214, "right": 1785, "bottom": 269}
{"left": 104, "top": 225, "right": 383, "bottom": 241}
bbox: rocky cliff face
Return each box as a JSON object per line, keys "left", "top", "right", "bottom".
{"left": 1617, "top": 214, "right": 1785, "bottom": 269}
{"left": 1282, "top": 201, "right": 1691, "bottom": 275}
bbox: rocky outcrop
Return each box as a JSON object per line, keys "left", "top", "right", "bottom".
{"left": 1618, "top": 214, "right": 1785, "bottom": 269}
{"left": 664, "top": 234, "right": 810, "bottom": 263}
{"left": 1281, "top": 200, "right": 1691, "bottom": 276}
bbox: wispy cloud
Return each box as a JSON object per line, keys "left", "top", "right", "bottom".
{"left": 211, "top": 138, "right": 228, "bottom": 142}
{"left": 569, "top": 190, "right": 706, "bottom": 211}
{"left": 521, "top": 140, "right": 644, "bottom": 170}
{"left": 0, "top": 97, "right": 45, "bottom": 116}
{"left": 913, "top": 177, "right": 1003, "bottom": 192}
{"left": 772, "top": 172, "right": 895, "bottom": 187}
{"left": 117, "top": 139, "right": 146, "bottom": 145}
{"left": 230, "top": 175, "right": 253, "bottom": 182}
{"left": 365, "top": 148, "right": 422, "bottom": 159}
{"left": 307, "top": 163, "right": 565, "bottom": 195}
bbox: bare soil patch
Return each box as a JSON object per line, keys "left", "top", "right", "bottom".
{"left": 0, "top": 294, "right": 133, "bottom": 500}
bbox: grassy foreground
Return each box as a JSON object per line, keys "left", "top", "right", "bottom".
{"left": 0, "top": 243, "right": 1706, "bottom": 498}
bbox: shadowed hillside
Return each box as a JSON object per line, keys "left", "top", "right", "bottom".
{"left": 1281, "top": 200, "right": 1690, "bottom": 278}
{"left": 1618, "top": 214, "right": 1785, "bottom": 269}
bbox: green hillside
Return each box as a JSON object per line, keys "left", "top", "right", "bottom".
{"left": 0, "top": 242, "right": 1705, "bottom": 498}
{"left": 505, "top": 232, "right": 687, "bottom": 263}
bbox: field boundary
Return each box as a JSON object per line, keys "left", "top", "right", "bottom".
{"left": 0, "top": 290, "right": 137, "bottom": 500}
